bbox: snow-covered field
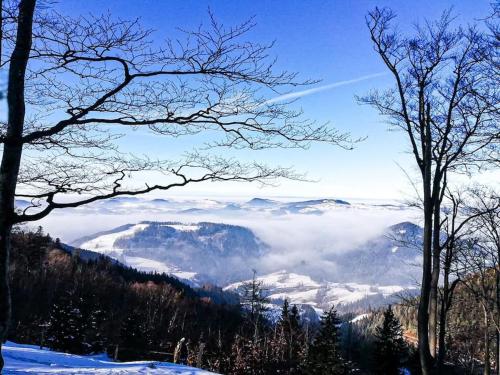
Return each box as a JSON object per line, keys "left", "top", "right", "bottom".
{"left": 2, "top": 342, "right": 216, "bottom": 375}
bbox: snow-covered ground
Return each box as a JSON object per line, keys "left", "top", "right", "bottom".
{"left": 2, "top": 341, "right": 216, "bottom": 374}
{"left": 124, "top": 256, "right": 198, "bottom": 281}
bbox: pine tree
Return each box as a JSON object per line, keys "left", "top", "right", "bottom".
{"left": 119, "top": 310, "right": 148, "bottom": 360}
{"left": 289, "top": 305, "right": 300, "bottom": 335}
{"left": 288, "top": 305, "right": 303, "bottom": 373}
{"left": 372, "top": 305, "right": 407, "bottom": 375}
{"left": 46, "top": 294, "right": 88, "bottom": 354}
{"left": 240, "top": 270, "right": 269, "bottom": 333}
{"left": 281, "top": 299, "right": 290, "bottom": 321}
{"left": 306, "top": 306, "right": 345, "bottom": 375}
{"left": 86, "top": 307, "right": 107, "bottom": 353}
{"left": 269, "top": 301, "right": 289, "bottom": 372}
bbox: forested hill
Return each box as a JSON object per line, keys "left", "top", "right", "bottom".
{"left": 8, "top": 228, "right": 244, "bottom": 368}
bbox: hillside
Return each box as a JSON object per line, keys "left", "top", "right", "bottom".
{"left": 8, "top": 229, "right": 243, "bottom": 373}
{"left": 73, "top": 221, "right": 268, "bottom": 285}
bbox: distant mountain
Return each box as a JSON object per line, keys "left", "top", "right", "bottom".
{"left": 74, "top": 221, "right": 268, "bottom": 285}
{"left": 178, "top": 208, "right": 207, "bottom": 214}
{"left": 245, "top": 198, "right": 279, "bottom": 207}
{"left": 57, "top": 196, "right": 364, "bottom": 216}
{"left": 330, "top": 221, "right": 422, "bottom": 285}
{"left": 74, "top": 219, "right": 422, "bottom": 316}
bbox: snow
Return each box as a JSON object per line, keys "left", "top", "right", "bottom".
{"left": 325, "top": 282, "right": 406, "bottom": 305}
{"left": 79, "top": 224, "right": 149, "bottom": 256}
{"left": 391, "top": 246, "right": 399, "bottom": 253}
{"left": 350, "top": 313, "right": 370, "bottom": 323}
{"left": 123, "top": 256, "right": 197, "bottom": 281}
{"left": 162, "top": 224, "right": 199, "bottom": 232}
{"left": 124, "top": 256, "right": 174, "bottom": 274}
{"left": 2, "top": 341, "right": 216, "bottom": 374}
{"left": 225, "top": 270, "right": 321, "bottom": 291}
{"left": 225, "top": 271, "right": 411, "bottom": 311}
{"left": 78, "top": 223, "right": 201, "bottom": 282}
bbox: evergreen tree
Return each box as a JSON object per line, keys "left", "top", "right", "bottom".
{"left": 85, "top": 307, "right": 107, "bottom": 353}
{"left": 46, "top": 294, "right": 88, "bottom": 354}
{"left": 306, "top": 307, "right": 345, "bottom": 375}
{"left": 287, "top": 304, "right": 303, "bottom": 374}
{"left": 372, "top": 305, "right": 407, "bottom": 375}
{"left": 269, "top": 301, "right": 290, "bottom": 372}
{"left": 289, "top": 305, "right": 300, "bottom": 334}
{"left": 240, "top": 270, "right": 269, "bottom": 334}
{"left": 118, "top": 310, "right": 148, "bottom": 360}
{"left": 281, "top": 299, "right": 290, "bottom": 321}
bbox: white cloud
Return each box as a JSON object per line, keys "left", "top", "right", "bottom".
{"left": 265, "top": 72, "right": 387, "bottom": 105}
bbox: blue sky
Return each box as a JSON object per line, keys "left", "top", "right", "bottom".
{"left": 55, "top": 0, "right": 494, "bottom": 200}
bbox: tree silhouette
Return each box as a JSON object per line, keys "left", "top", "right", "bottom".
{"left": 372, "top": 305, "right": 407, "bottom": 375}
{"left": 306, "top": 307, "right": 345, "bottom": 375}
{"left": 362, "top": 7, "right": 499, "bottom": 373}
{"left": 0, "top": 0, "right": 355, "bottom": 368}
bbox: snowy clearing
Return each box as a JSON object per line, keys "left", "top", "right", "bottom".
{"left": 2, "top": 341, "right": 216, "bottom": 375}
{"left": 79, "top": 223, "right": 149, "bottom": 256}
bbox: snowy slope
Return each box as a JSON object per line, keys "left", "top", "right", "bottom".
{"left": 2, "top": 341, "right": 216, "bottom": 374}
{"left": 79, "top": 223, "right": 149, "bottom": 257}
{"left": 224, "top": 270, "right": 414, "bottom": 314}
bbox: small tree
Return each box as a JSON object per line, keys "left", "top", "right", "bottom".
{"left": 306, "top": 307, "right": 345, "bottom": 375}
{"left": 372, "top": 305, "right": 407, "bottom": 375}
{"left": 263, "top": 300, "right": 305, "bottom": 373}
{"left": 454, "top": 189, "right": 500, "bottom": 375}
{"left": 240, "top": 270, "right": 269, "bottom": 334}
{"left": 46, "top": 294, "right": 88, "bottom": 354}
{"left": 288, "top": 304, "right": 302, "bottom": 367}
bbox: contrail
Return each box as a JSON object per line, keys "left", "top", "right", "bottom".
{"left": 265, "top": 72, "right": 387, "bottom": 104}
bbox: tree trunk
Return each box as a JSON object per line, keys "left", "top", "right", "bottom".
{"left": 418, "top": 201, "right": 434, "bottom": 375}
{"left": 437, "top": 287, "right": 447, "bottom": 368}
{"left": 437, "top": 246, "right": 454, "bottom": 370}
{"left": 0, "top": 0, "right": 36, "bottom": 370}
{"left": 496, "top": 263, "right": 500, "bottom": 375}
{"left": 0, "top": 225, "right": 12, "bottom": 373}
{"left": 483, "top": 304, "right": 491, "bottom": 375}
{"left": 495, "top": 331, "right": 499, "bottom": 375}
{"left": 429, "top": 199, "right": 442, "bottom": 359}
{"left": 418, "top": 105, "right": 435, "bottom": 375}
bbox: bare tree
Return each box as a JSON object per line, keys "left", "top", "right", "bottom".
{"left": 361, "top": 7, "right": 499, "bottom": 374}
{"left": 435, "top": 186, "right": 500, "bottom": 369}
{"left": 0, "top": 0, "right": 354, "bottom": 368}
{"left": 453, "top": 187, "right": 500, "bottom": 375}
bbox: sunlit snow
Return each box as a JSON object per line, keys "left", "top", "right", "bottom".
{"left": 2, "top": 341, "right": 216, "bottom": 374}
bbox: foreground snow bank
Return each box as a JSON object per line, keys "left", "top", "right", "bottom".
{"left": 2, "top": 341, "right": 216, "bottom": 374}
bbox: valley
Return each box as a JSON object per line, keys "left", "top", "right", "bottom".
{"left": 67, "top": 196, "right": 422, "bottom": 319}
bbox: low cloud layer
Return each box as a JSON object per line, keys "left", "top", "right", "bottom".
{"left": 34, "top": 198, "right": 419, "bottom": 282}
